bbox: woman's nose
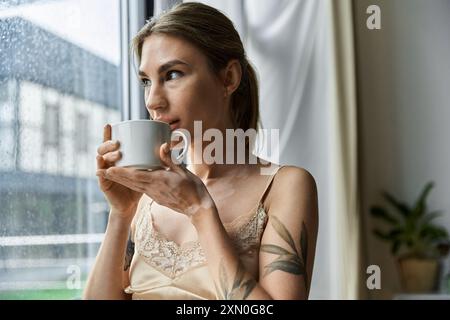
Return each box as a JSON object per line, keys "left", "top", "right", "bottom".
{"left": 145, "top": 85, "right": 168, "bottom": 113}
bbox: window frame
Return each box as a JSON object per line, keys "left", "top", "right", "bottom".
{"left": 120, "top": 0, "right": 153, "bottom": 121}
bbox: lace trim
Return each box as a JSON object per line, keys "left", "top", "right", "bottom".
{"left": 227, "top": 204, "right": 268, "bottom": 253}
{"left": 135, "top": 202, "right": 206, "bottom": 279}
{"left": 134, "top": 201, "right": 268, "bottom": 279}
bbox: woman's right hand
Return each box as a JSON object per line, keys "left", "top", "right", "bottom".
{"left": 96, "top": 124, "right": 142, "bottom": 219}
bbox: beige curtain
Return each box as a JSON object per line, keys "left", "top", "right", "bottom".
{"left": 329, "top": 0, "right": 363, "bottom": 299}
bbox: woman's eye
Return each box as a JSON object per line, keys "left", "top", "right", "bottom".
{"left": 166, "top": 70, "right": 183, "bottom": 81}
{"left": 140, "top": 78, "right": 151, "bottom": 87}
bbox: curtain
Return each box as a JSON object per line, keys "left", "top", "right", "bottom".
{"left": 329, "top": 0, "right": 362, "bottom": 299}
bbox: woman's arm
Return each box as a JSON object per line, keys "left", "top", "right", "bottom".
{"left": 192, "top": 166, "right": 318, "bottom": 300}
{"left": 84, "top": 123, "right": 143, "bottom": 299}
{"left": 258, "top": 167, "right": 318, "bottom": 299}
{"left": 83, "top": 206, "right": 137, "bottom": 300}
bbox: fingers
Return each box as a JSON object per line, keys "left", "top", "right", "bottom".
{"left": 96, "top": 158, "right": 112, "bottom": 190}
{"left": 104, "top": 167, "right": 146, "bottom": 181}
{"left": 103, "top": 124, "right": 111, "bottom": 142}
{"left": 95, "top": 167, "right": 114, "bottom": 192}
{"left": 97, "top": 140, "right": 120, "bottom": 155}
{"left": 96, "top": 145, "right": 120, "bottom": 172}
{"left": 102, "top": 150, "right": 121, "bottom": 163}
{"left": 103, "top": 167, "right": 162, "bottom": 184}
{"left": 96, "top": 154, "right": 107, "bottom": 169}
{"left": 159, "top": 143, "right": 183, "bottom": 172}
{"left": 97, "top": 124, "right": 119, "bottom": 171}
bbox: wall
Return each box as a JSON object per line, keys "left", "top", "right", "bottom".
{"left": 354, "top": 0, "right": 450, "bottom": 298}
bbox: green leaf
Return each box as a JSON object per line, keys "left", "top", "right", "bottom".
{"left": 370, "top": 206, "right": 399, "bottom": 225}
{"left": 372, "top": 182, "right": 449, "bottom": 258}
{"left": 406, "top": 239, "right": 413, "bottom": 247}
{"left": 391, "top": 240, "right": 401, "bottom": 255}
{"left": 373, "top": 229, "right": 391, "bottom": 241}
{"left": 420, "top": 210, "right": 442, "bottom": 226}
{"left": 420, "top": 224, "right": 448, "bottom": 241}
{"left": 382, "top": 192, "right": 411, "bottom": 217}
{"left": 270, "top": 216, "right": 298, "bottom": 255}
{"left": 260, "top": 244, "right": 294, "bottom": 256}
{"left": 412, "top": 182, "right": 434, "bottom": 218}
{"left": 389, "top": 228, "right": 404, "bottom": 238}
{"left": 373, "top": 229, "right": 403, "bottom": 241}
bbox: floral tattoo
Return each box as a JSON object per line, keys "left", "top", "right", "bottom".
{"left": 260, "top": 216, "right": 309, "bottom": 287}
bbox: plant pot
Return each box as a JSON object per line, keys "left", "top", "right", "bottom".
{"left": 397, "top": 257, "right": 440, "bottom": 293}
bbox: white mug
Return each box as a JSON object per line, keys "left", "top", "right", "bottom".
{"left": 111, "top": 120, "right": 189, "bottom": 170}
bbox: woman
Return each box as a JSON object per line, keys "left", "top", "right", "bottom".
{"left": 84, "top": 2, "right": 318, "bottom": 300}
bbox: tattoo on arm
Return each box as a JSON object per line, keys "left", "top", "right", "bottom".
{"left": 216, "top": 259, "right": 256, "bottom": 300}
{"left": 260, "top": 216, "right": 309, "bottom": 288}
{"left": 124, "top": 233, "right": 135, "bottom": 271}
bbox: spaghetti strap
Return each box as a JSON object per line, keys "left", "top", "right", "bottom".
{"left": 257, "top": 165, "right": 284, "bottom": 206}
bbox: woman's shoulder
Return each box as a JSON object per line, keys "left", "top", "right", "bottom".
{"left": 276, "top": 165, "right": 316, "bottom": 187}
{"left": 262, "top": 165, "right": 318, "bottom": 233}
{"left": 267, "top": 165, "right": 318, "bottom": 207}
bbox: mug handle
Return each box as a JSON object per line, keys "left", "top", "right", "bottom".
{"left": 170, "top": 129, "right": 189, "bottom": 164}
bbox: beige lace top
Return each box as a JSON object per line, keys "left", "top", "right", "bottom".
{"left": 124, "top": 167, "right": 281, "bottom": 300}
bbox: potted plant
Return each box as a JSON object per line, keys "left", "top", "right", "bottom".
{"left": 370, "top": 182, "right": 450, "bottom": 293}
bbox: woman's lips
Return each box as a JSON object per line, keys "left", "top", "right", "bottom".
{"left": 169, "top": 120, "right": 180, "bottom": 130}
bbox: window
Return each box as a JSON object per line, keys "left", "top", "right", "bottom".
{"left": 0, "top": 0, "right": 123, "bottom": 299}
{"left": 43, "top": 102, "right": 60, "bottom": 148}
{"left": 75, "top": 112, "right": 89, "bottom": 153}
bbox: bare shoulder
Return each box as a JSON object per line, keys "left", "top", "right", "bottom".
{"left": 266, "top": 166, "right": 318, "bottom": 222}
{"left": 277, "top": 165, "right": 316, "bottom": 183}
{"left": 271, "top": 166, "right": 317, "bottom": 199}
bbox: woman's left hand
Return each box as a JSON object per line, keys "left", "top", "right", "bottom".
{"left": 96, "top": 143, "right": 215, "bottom": 218}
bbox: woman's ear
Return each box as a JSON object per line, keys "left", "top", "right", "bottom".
{"left": 221, "top": 59, "right": 242, "bottom": 98}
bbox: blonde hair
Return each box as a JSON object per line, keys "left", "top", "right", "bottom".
{"left": 131, "top": 2, "right": 259, "bottom": 131}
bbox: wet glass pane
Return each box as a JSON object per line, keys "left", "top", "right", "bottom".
{"left": 0, "top": 0, "right": 122, "bottom": 299}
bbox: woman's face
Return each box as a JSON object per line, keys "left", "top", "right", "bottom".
{"left": 139, "top": 34, "right": 232, "bottom": 138}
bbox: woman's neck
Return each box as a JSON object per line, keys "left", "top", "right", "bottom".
{"left": 186, "top": 139, "right": 257, "bottom": 181}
